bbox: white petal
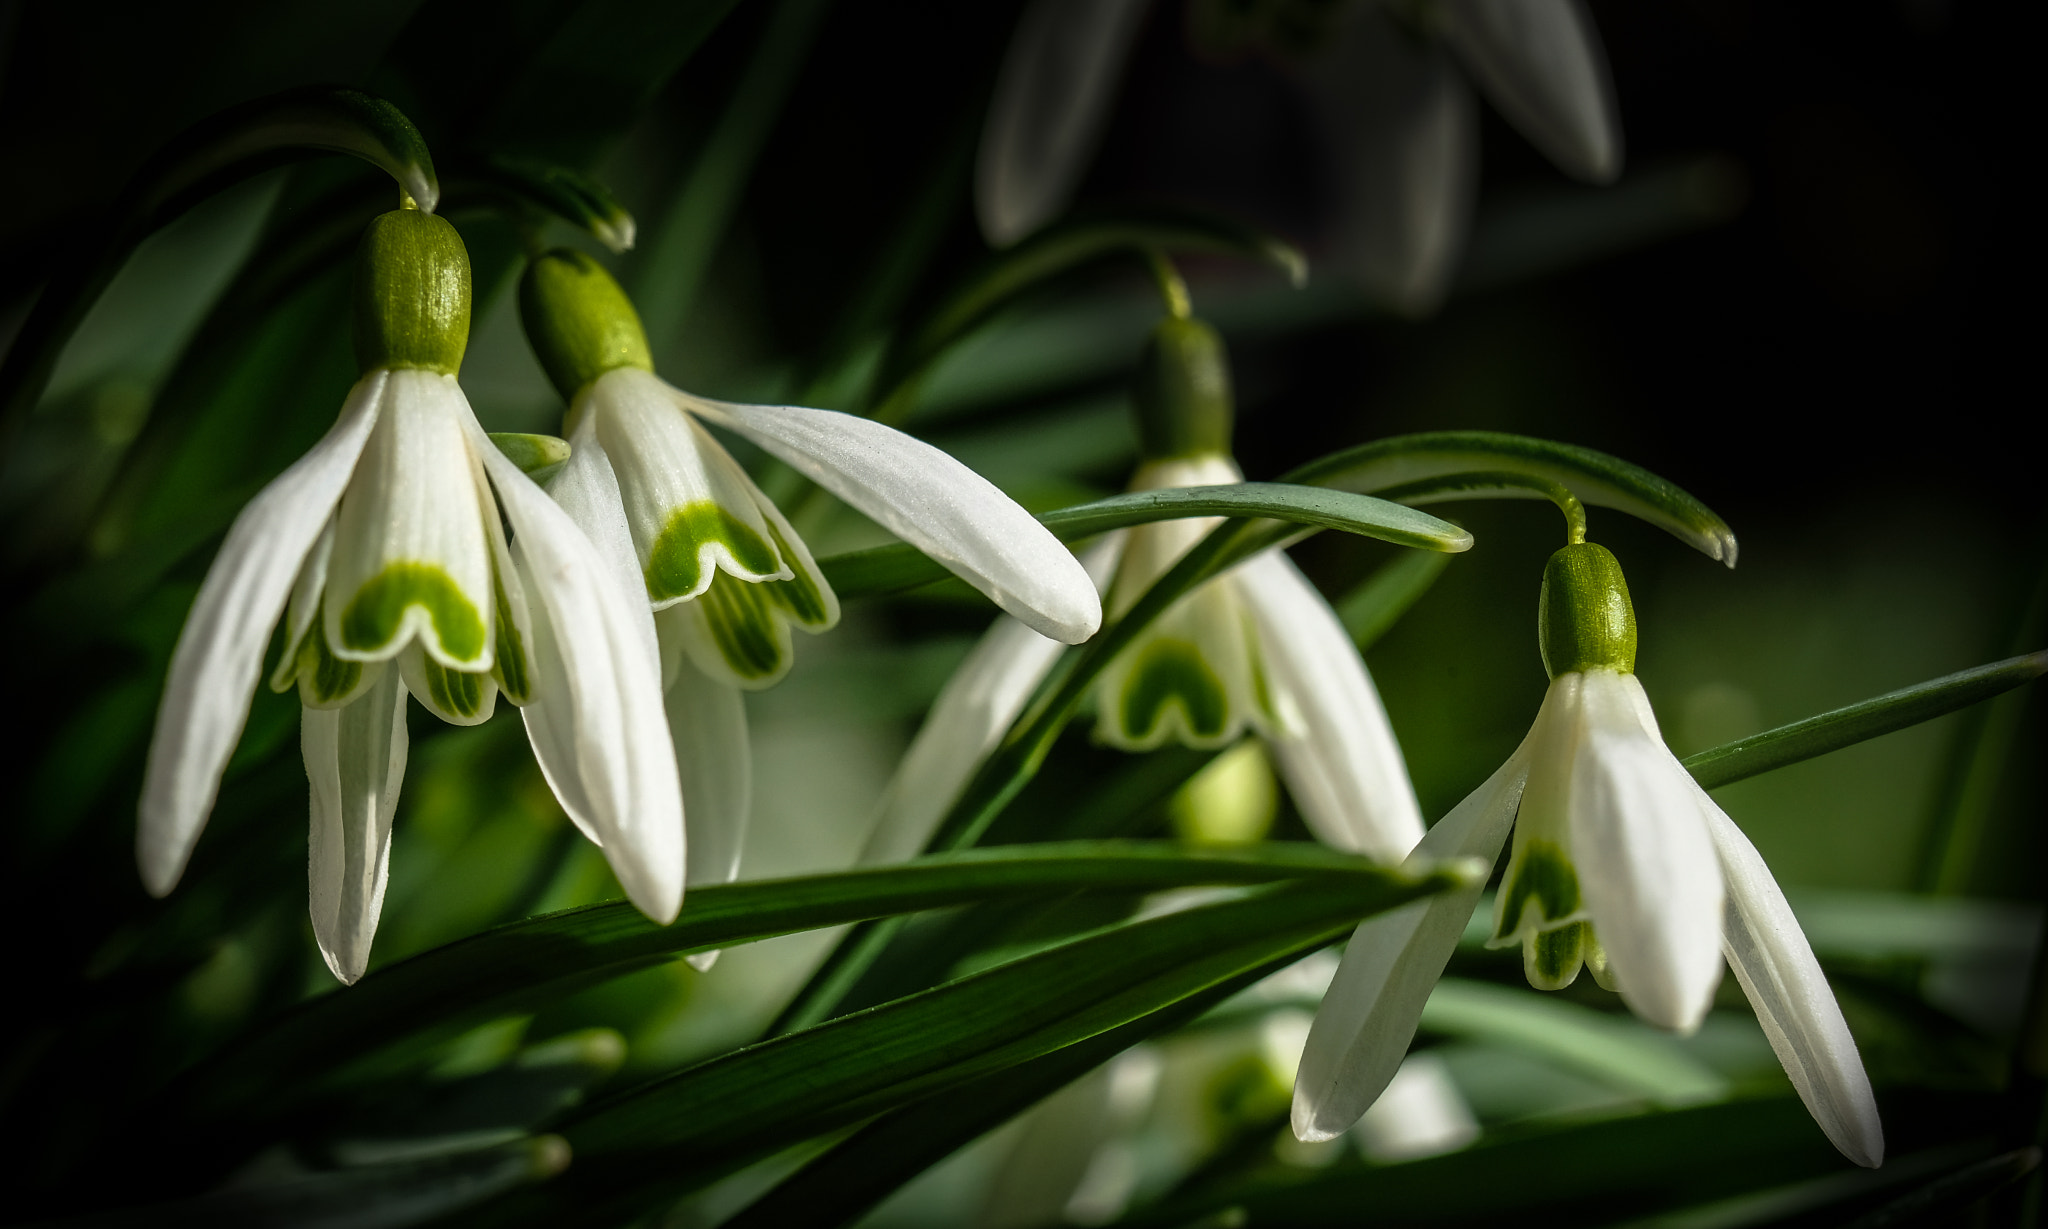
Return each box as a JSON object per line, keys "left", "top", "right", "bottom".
{"left": 545, "top": 410, "right": 663, "bottom": 678}
{"left": 305, "top": 667, "right": 408, "bottom": 984}
{"left": 670, "top": 666, "right": 751, "bottom": 889}
{"left": 1292, "top": 750, "right": 1529, "bottom": 1141}
{"left": 397, "top": 642, "right": 499, "bottom": 726}
{"left": 668, "top": 665, "right": 751, "bottom": 975}
{"left": 464, "top": 413, "right": 686, "bottom": 924}
{"left": 1701, "top": 792, "right": 1884, "bottom": 1167}
{"left": 1439, "top": 0, "right": 1621, "bottom": 183}
{"left": 862, "top": 535, "right": 1123, "bottom": 865}
{"left": 268, "top": 517, "right": 336, "bottom": 693}
{"left": 324, "top": 371, "right": 496, "bottom": 669}
{"left": 1236, "top": 552, "right": 1425, "bottom": 863}
{"left": 1294, "top": 5, "right": 1476, "bottom": 315}
{"left": 683, "top": 394, "right": 1102, "bottom": 644}
{"left": 138, "top": 371, "right": 387, "bottom": 897}
{"left": 975, "top": 0, "right": 1154, "bottom": 246}
{"left": 586, "top": 368, "right": 793, "bottom": 604}
{"left": 1568, "top": 671, "right": 1725, "bottom": 1033}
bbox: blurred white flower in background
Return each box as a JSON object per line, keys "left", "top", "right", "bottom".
{"left": 977, "top": 0, "right": 1622, "bottom": 313}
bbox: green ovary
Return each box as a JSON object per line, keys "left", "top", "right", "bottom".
{"left": 339, "top": 562, "right": 487, "bottom": 662}
{"left": 1116, "top": 638, "right": 1231, "bottom": 742}
{"left": 646, "top": 501, "right": 782, "bottom": 601}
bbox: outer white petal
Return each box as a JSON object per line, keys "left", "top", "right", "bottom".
{"left": 1439, "top": 0, "right": 1622, "bottom": 183}
{"left": 1236, "top": 552, "right": 1425, "bottom": 863}
{"left": 465, "top": 415, "right": 685, "bottom": 924}
{"left": 975, "top": 0, "right": 1155, "bottom": 246}
{"left": 1700, "top": 791, "right": 1884, "bottom": 1167}
{"left": 862, "top": 536, "right": 1124, "bottom": 865}
{"left": 323, "top": 371, "right": 496, "bottom": 669}
{"left": 1292, "top": 749, "right": 1529, "bottom": 1141}
{"left": 545, "top": 411, "right": 662, "bottom": 678}
{"left": 304, "top": 666, "right": 408, "bottom": 985}
{"left": 667, "top": 663, "right": 750, "bottom": 974}
{"left": 685, "top": 395, "right": 1101, "bottom": 644}
{"left": 138, "top": 371, "right": 387, "bottom": 897}
{"left": 670, "top": 665, "right": 751, "bottom": 890}
{"left": 1294, "top": 3, "right": 1476, "bottom": 315}
{"left": 1568, "top": 671, "right": 1725, "bottom": 1033}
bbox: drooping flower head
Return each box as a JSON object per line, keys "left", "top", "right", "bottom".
{"left": 518, "top": 250, "right": 1102, "bottom": 893}
{"left": 863, "top": 304, "right": 1426, "bottom": 867}
{"left": 1293, "top": 535, "right": 1884, "bottom": 1167}
{"left": 139, "top": 210, "right": 682, "bottom": 982}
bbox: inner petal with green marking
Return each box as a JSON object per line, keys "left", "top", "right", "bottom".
{"left": 645, "top": 500, "right": 787, "bottom": 603}
{"left": 334, "top": 560, "right": 490, "bottom": 667}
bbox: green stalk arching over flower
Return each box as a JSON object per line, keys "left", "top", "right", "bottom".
{"left": 864, "top": 313, "right": 1427, "bottom": 867}
{"left": 1291, "top": 539, "right": 1885, "bottom": 1168}
{"left": 518, "top": 249, "right": 1102, "bottom": 908}
{"left": 137, "top": 210, "right": 684, "bottom": 983}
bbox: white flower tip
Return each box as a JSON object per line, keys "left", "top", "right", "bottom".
{"left": 1037, "top": 583, "right": 1103, "bottom": 645}
{"left": 1842, "top": 1127, "right": 1884, "bottom": 1169}
{"left": 1289, "top": 1095, "right": 1347, "bottom": 1144}
{"left": 137, "top": 843, "right": 182, "bottom": 899}
{"left": 619, "top": 868, "right": 683, "bottom": 927}
{"left": 684, "top": 949, "right": 720, "bottom": 973}
{"left": 1621, "top": 973, "right": 1717, "bottom": 1037}
{"left": 318, "top": 942, "right": 369, "bottom": 986}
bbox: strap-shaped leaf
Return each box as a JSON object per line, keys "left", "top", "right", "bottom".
{"left": 1283, "top": 430, "right": 1738, "bottom": 566}
{"left": 719, "top": 952, "right": 1293, "bottom": 1229}
{"left": 0, "top": 88, "right": 437, "bottom": 433}
{"left": 161, "top": 842, "right": 1435, "bottom": 1124}
{"left": 876, "top": 206, "right": 1306, "bottom": 419}
{"left": 459, "top": 866, "right": 1477, "bottom": 1227}
{"left": 454, "top": 158, "right": 636, "bottom": 252}
{"left": 1684, "top": 650, "right": 2048, "bottom": 790}
{"left": 821, "top": 482, "right": 1470, "bottom": 600}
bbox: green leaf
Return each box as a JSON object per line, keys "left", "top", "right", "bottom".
{"left": 162, "top": 842, "right": 1443, "bottom": 1124}
{"left": 725, "top": 954, "right": 1295, "bottom": 1229}
{"left": 50, "top": 1135, "right": 569, "bottom": 1229}
{"left": 1282, "top": 430, "right": 1738, "bottom": 566}
{"left": 820, "top": 483, "right": 1471, "bottom": 601}
{"left": 1683, "top": 651, "right": 2048, "bottom": 790}
{"left": 463, "top": 867, "right": 1478, "bottom": 1227}
{"left": 0, "top": 88, "right": 435, "bottom": 434}
{"left": 874, "top": 206, "right": 1307, "bottom": 422}
{"left": 1419, "top": 978, "right": 1728, "bottom": 1105}
{"left": 1114, "top": 1093, "right": 1997, "bottom": 1228}
{"left": 454, "top": 158, "right": 636, "bottom": 252}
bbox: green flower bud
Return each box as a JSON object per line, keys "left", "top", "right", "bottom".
{"left": 1538, "top": 542, "right": 1638, "bottom": 678}
{"left": 1133, "top": 316, "right": 1234, "bottom": 460}
{"left": 352, "top": 210, "right": 471, "bottom": 376}
{"left": 520, "top": 248, "right": 652, "bottom": 401}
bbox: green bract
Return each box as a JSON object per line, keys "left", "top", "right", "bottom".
{"left": 1538, "top": 542, "right": 1638, "bottom": 678}
{"left": 352, "top": 210, "right": 472, "bottom": 376}
{"left": 520, "top": 248, "right": 654, "bottom": 400}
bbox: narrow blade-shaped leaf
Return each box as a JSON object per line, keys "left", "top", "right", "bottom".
{"left": 1283, "top": 430, "right": 1738, "bottom": 565}
{"left": 820, "top": 483, "right": 1469, "bottom": 601}
{"left": 1683, "top": 651, "right": 2048, "bottom": 790}
{"left": 163, "top": 842, "right": 1453, "bottom": 1123}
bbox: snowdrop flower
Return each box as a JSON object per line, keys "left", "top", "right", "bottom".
{"left": 864, "top": 313, "right": 1423, "bottom": 865}
{"left": 978, "top": 0, "right": 1621, "bottom": 313}
{"left": 518, "top": 249, "right": 1101, "bottom": 897}
{"left": 138, "top": 211, "right": 683, "bottom": 983}
{"left": 1293, "top": 541, "right": 1884, "bottom": 1167}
